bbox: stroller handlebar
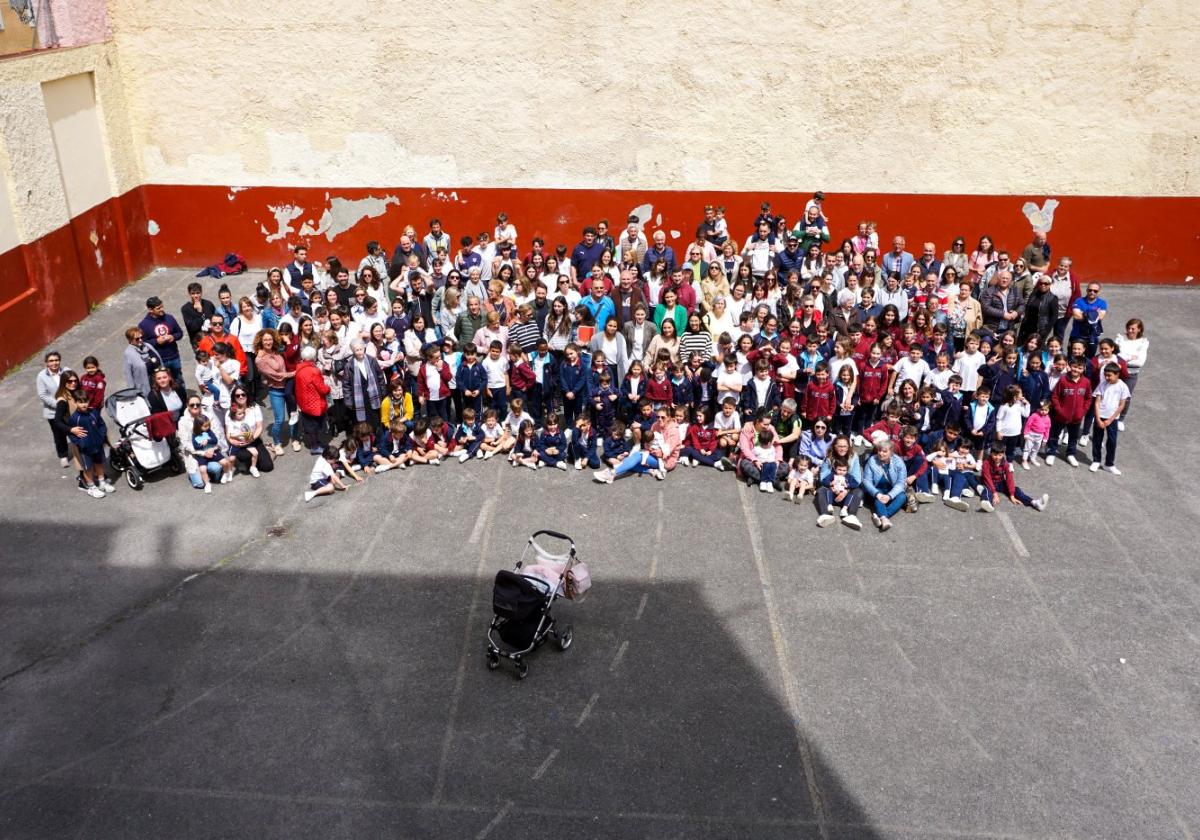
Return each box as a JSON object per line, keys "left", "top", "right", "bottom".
{"left": 529, "top": 529, "right": 575, "bottom": 549}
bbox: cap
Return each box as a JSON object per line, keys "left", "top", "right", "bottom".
{"left": 787, "top": 233, "right": 800, "bottom": 241}
{"left": 145, "top": 296, "right": 162, "bottom": 309}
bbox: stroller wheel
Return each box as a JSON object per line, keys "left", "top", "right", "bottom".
{"left": 126, "top": 466, "right": 145, "bottom": 491}
{"left": 515, "top": 661, "right": 529, "bottom": 680}
{"left": 556, "top": 625, "right": 574, "bottom": 651}
{"left": 486, "top": 650, "right": 500, "bottom": 670}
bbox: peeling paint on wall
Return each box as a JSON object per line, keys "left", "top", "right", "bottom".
{"left": 298, "top": 194, "right": 399, "bottom": 242}
{"left": 261, "top": 203, "right": 304, "bottom": 243}
{"left": 147, "top": 219, "right": 159, "bottom": 235}
{"left": 1022, "top": 199, "right": 1060, "bottom": 233}
{"left": 628, "top": 203, "right": 654, "bottom": 230}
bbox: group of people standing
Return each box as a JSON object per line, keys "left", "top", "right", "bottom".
{"left": 35, "top": 199, "right": 1148, "bottom": 532}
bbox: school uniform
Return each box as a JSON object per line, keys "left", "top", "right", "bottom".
{"left": 568, "top": 425, "right": 601, "bottom": 468}
{"left": 537, "top": 428, "right": 568, "bottom": 467}
{"left": 558, "top": 358, "right": 589, "bottom": 429}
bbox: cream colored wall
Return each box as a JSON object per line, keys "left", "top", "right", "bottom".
{"left": 0, "top": 41, "right": 140, "bottom": 244}
{"left": 42, "top": 72, "right": 115, "bottom": 217}
{"left": 108, "top": 0, "right": 1200, "bottom": 197}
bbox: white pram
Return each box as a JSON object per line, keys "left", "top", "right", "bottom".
{"left": 105, "top": 389, "right": 178, "bottom": 490}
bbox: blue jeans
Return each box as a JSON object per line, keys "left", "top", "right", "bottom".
{"left": 680, "top": 445, "right": 720, "bottom": 467}
{"left": 188, "top": 462, "right": 223, "bottom": 488}
{"left": 268, "top": 387, "right": 287, "bottom": 444}
{"left": 948, "top": 470, "right": 978, "bottom": 498}
{"left": 1046, "top": 419, "right": 1080, "bottom": 457}
{"left": 758, "top": 462, "right": 778, "bottom": 484}
{"left": 613, "top": 450, "right": 660, "bottom": 477}
{"left": 162, "top": 356, "right": 184, "bottom": 384}
{"left": 869, "top": 491, "right": 905, "bottom": 517}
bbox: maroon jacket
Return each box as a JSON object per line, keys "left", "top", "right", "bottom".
{"left": 982, "top": 456, "right": 1016, "bottom": 498}
{"left": 1050, "top": 373, "right": 1091, "bottom": 424}
{"left": 801, "top": 380, "right": 836, "bottom": 421}
{"left": 858, "top": 362, "right": 889, "bottom": 404}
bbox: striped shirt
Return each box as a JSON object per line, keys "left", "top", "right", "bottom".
{"left": 509, "top": 320, "right": 542, "bottom": 352}
{"left": 679, "top": 331, "right": 712, "bottom": 364}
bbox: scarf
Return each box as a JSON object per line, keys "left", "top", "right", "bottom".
{"left": 349, "top": 357, "right": 381, "bottom": 420}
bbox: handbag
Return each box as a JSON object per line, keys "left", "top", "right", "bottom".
{"left": 564, "top": 562, "right": 591, "bottom": 600}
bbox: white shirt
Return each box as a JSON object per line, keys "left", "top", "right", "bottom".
{"left": 953, "top": 351, "right": 986, "bottom": 391}
{"left": 482, "top": 356, "right": 508, "bottom": 389}
{"left": 310, "top": 456, "right": 336, "bottom": 485}
{"left": 1093, "top": 379, "right": 1130, "bottom": 419}
{"left": 995, "top": 401, "right": 1030, "bottom": 437}
{"left": 714, "top": 411, "right": 740, "bottom": 432}
{"left": 893, "top": 357, "right": 931, "bottom": 389}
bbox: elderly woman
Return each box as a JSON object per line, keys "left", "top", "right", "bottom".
{"left": 947, "top": 280, "right": 983, "bottom": 350}
{"left": 123, "top": 326, "right": 162, "bottom": 397}
{"left": 341, "top": 339, "right": 387, "bottom": 436}
{"left": 472, "top": 310, "right": 509, "bottom": 355}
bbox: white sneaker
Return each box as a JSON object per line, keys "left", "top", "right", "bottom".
{"left": 1117, "top": 420, "right": 1126, "bottom": 432}
{"left": 1079, "top": 434, "right": 1090, "bottom": 447}
{"left": 288, "top": 410, "right": 299, "bottom": 426}
{"left": 250, "top": 466, "right": 261, "bottom": 477}
{"left": 556, "top": 461, "right": 568, "bottom": 470}
{"left": 654, "top": 468, "right": 666, "bottom": 480}
{"left": 221, "top": 471, "right": 232, "bottom": 484}
{"left": 100, "top": 480, "right": 116, "bottom": 493}
{"left": 527, "top": 462, "right": 539, "bottom": 470}
{"left": 678, "top": 456, "right": 692, "bottom": 467}
{"left": 766, "top": 483, "right": 775, "bottom": 493}
{"left": 86, "top": 485, "right": 106, "bottom": 499}
{"left": 962, "top": 487, "right": 975, "bottom": 498}
{"left": 871, "top": 513, "right": 881, "bottom": 528}
{"left": 1044, "top": 455, "right": 1055, "bottom": 466}
{"left": 304, "top": 490, "right": 317, "bottom": 502}
{"left": 1089, "top": 462, "right": 1100, "bottom": 472}
{"left": 842, "top": 514, "right": 863, "bottom": 531}
{"left": 59, "top": 457, "right": 70, "bottom": 468}
{"left": 204, "top": 484, "right": 212, "bottom": 494}
{"left": 1037, "top": 493, "right": 1050, "bottom": 510}
{"left": 930, "top": 482, "right": 940, "bottom": 495}
{"left": 592, "top": 469, "right": 613, "bottom": 484}
{"left": 915, "top": 492, "right": 936, "bottom": 504}
{"left": 760, "top": 482, "right": 770, "bottom": 492}
{"left": 979, "top": 499, "right": 994, "bottom": 513}
{"left": 398, "top": 462, "right": 407, "bottom": 470}
{"left": 575, "top": 459, "right": 584, "bottom": 470}
{"left": 817, "top": 514, "right": 836, "bottom": 528}
{"left": 1021, "top": 460, "right": 1030, "bottom": 471}
{"left": 292, "top": 439, "right": 302, "bottom": 452}
{"left": 714, "top": 460, "right": 725, "bottom": 472}
{"left": 375, "top": 463, "right": 392, "bottom": 474}
{"left": 945, "top": 497, "right": 969, "bottom": 512}
{"left": 483, "top": 450, "right": 495, "bottom": 460}
{"left": 429, "top": 458, "right": 441, "bottom": 466}
{"left": 879, "top": 516, "right": 891, "bottom": 532}
{"left": 1106, "top": 465, "right": 1121, "bottom": 476}
{"left": 1067, "top": 455, "right": 1079, "bottom": 468}
{"left": 458, "top": 451, "right": 470, "bottom": 463}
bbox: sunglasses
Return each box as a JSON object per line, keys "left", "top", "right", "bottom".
{"left": 187, "top": 402, "right": 201, "bottom": 408}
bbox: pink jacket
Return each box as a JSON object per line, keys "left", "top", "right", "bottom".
{"left": 649, "top": 419, "right": 682, "bottom": 471}
{"left": 1023, "top": 412, "right": 1051, "bottom": 439}
{"left": 736, "top": 422, "right": 782, "bottom": 478}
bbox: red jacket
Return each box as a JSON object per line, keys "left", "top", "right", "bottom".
{"left": 1050, "top": 374, "right": 1091, "bottom": 424}
{"left": 645, "top": 376, "right": 673, "bottom": 404}
{"left": 294, "top": 360, "right": 329, "bottom": 416}
{"left": 858, "top": 362, "right": 889, "bottom": 404}
{"left": 865, "top": 418, "right": 903, "bottom": 447}
{"left": 982, "top": 456, "right": 1016, "bottom": 497}
{"left": 417, "top": 361, "right": 453, "bottom": 400}
{"left": 510, "top": 361, "right": 536, "bottom": 391}
{"left": 685, "top": 424, "right": 718, "bottom": 453}
{"left": 801, "top": 380, "right": 836, "bottom": 420}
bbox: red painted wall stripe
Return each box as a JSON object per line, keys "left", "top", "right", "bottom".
{"left": 140, "top": 185, "right": 1200, "bottom": 286}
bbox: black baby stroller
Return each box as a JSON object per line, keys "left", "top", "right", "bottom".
{"left": 487, "top": 530, "right": 591, "bottom": 680}
{"left": 105, "top": 389, "right": 181, "bottom": 489}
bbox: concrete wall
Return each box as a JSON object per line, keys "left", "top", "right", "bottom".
{"left": 110, "top": 0, "right": 1200, "bottom": 197}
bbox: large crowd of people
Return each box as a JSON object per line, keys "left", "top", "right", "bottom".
{"left": 35, "top": 194, "right": 1149, "bottom": 531}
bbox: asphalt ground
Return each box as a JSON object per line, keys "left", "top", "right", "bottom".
{"left": 0, "top": 270, "right": 1197, "bottom": 839}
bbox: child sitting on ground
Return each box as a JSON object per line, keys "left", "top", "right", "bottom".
{"left": 753, "top": 430, "right": 779, "bottom": 494}
{"left": 191, "top": 416, "right": 232, "bottom": 493}
{"left": 512, "top": 420, "right": 540, "bottom": 469}
{"left": 305, "top": 444, "right": 349, "bottom": 503}
{"left": 380, "top": 418, "right": 410, "bottom": 469}
{"left": 786, "top": 453, "right": 815, "bottom": 502}
{"left": 979, "top": 445, "right": 1049, "bottom": 512}
{"left": 477, "top": 409, "right": 509, "bottom": 460}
